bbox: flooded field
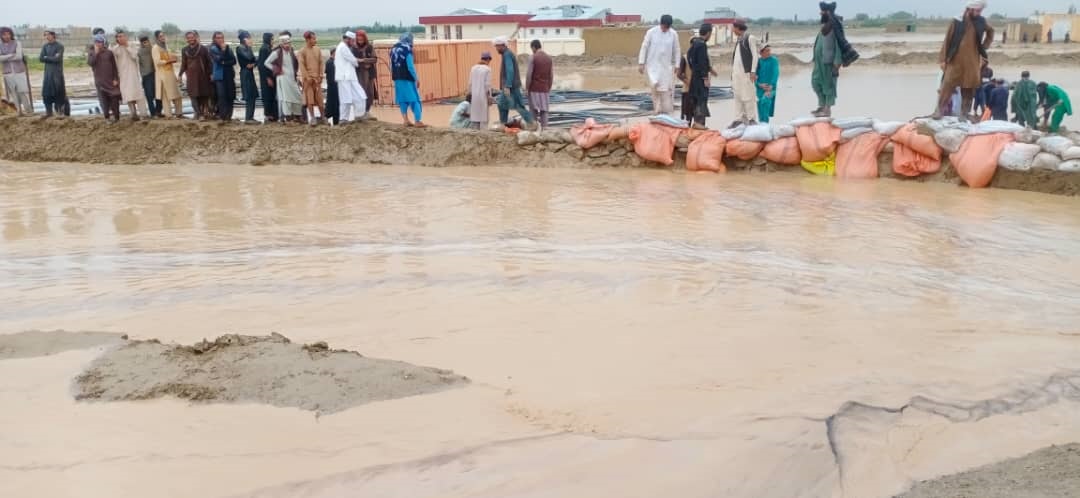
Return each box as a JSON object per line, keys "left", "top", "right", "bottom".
{"left": 2, "top": 161, "right": 1079, "bottom": 497}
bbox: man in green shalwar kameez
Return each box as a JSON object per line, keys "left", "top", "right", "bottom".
{"left": 811, "top": 12, "right": 843, "bottom": 117}
{"left": 1038, "top": 82, "right": 1073, "bottom": 133}
{"left": 1011, "top": 71, "right": 1038, "bottom": 127}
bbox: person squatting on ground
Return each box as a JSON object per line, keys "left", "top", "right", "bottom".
{"left": 934, "top": 0, "right": 994, "bottom": 121}
{"left": 637, "top": 14, "right": 680, "bottom": 116}
{"left": 811, "top": 9, "right": 843, "bottom": 117}
{"left": 39, "top": 30, "right": 69, "bottom": 117}
{"left": 494, "top": 36, "right": 535, "bottom": 130}
{"left": 391, "top": 32, "right": 425, "bottom": 127}
{"left": 1011, "top": 71, "right": 1038, "bottom": 128}
{"left": 88, "top": 34, "right": 122, "bottom": 121}
{"left": 263, "top": 32, "right": 303, "bottom": 122}
{"left": 209, "top": 32, "right": 237, "bottom": 122}
{"left": 729, "top": 21, "right": 758, "bottom": 126}
{"left": 469, "top": 52, "right": 493, "bottom": 129}
{"left": 236, "top": 31, "right": 259, "bottom": 123}
{"left": 335, "top": 31, "right": 369, "bottom": 124}
{"left": 450, "top": 93, "right": 472, "bottom": 129}
{"left": 688, "top": 23, "right": 716, "bottom": 130}
{"left": 137, "top": 35, "right": 162, "bottom": 117}
{"left": 179, "top": 31, "right": 213, "bottom": 119}
{"left": 113, "top": 30, "right": 148, "bottom": 121}
{"left": 0, "top": 26, "right": 33, "bottom": 115}
{"left": 756, "top": 44, "right": 779, "bottom": 123}
{"left": 152, "top": 30, "right": 184, "bottom": 118}
{"left": 526, "top": 40, "right": 553, "bottom": 130}
{"left": 298, "top": 31, "right": 326, "bottom": 124}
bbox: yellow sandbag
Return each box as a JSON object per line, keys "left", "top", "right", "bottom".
{"left": 800, "top": 152, "right": 836, "bottom": 176}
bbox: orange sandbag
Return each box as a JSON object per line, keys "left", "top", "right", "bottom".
{"left": 795, "top": 122, "right": 842, "bottom": 162}
{"left": 835, "top": 133, "right": 889, "bottom": 179}
{"left": 628, "top": 123, "right": 683, "bottom": 166}
{"left": 725, "top": 139, "right": 766, "bottom": 160}
{"left": 760, "top": 137, "right": 802, "bottom": 165}
{"left": 570, "top": 118, "right": 616, "bottom": 149}
{"left": 606, "top": 126, "right": 630, "bottom": 142}
{"left": 949, "top": 133, "right": 1013, "bottom": 188}
{"left": 686, "top": 132, "right": 727, "bottom": 172}
{"left": 890, "top": 123, "right": 941, "bottom": 160}
{"left": 892, "top": 142, "right": 941, "bottom": 177}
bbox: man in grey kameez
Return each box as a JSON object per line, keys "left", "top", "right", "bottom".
{"left": 0, "top": 27, "right": 33, "bottom": 115}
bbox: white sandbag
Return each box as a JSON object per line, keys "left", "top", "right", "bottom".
{"left": 1058, "top": 160, "right": 1080, "bottom": 172}
{"left": 839, "top": 127, "right": 873, "bottom": 143}
{"left": 772, "top": 124, "right": 796, "bottom": 138}
{"left": 517, "top": 131, "right": 541, "bottom": 146}
{"left": 789, "top": 116, "right": 830, "bottom": 127}
{"left": 872, "top": 120, "right": 905, "bottom": 136}
{"left": 1062, "top": 146, "right": 1080, "bottom": 160}
{"left": 969, "top": 120, "right": 1025, "bottom": 136}
{"left": 540, "top": 129, "right": 573, "bottom": 144}
{"left": 1032, "top": 152, "right": 1061, "bottom": 170}
{"left": 721, "top": 124, "right": 745, "bottom": 140}
{"left": 997, "top": 143, "right": 1042, "bottom": 171}
{"left": 1013, "top": 128, "right": 1042, "bottom": 144}
{"left": 832, "top": 117, "right": 874, "bottom": 130}
{"left": 741, "top": 123, "right": 775, "bottom": 142}
{"left": 1038, "top": 135, "right": 1074, "bottom": 156}
{"left": 914, "top": 118, "right": 946, "bottom": 135}
{"left": 649, "top": 114, "right": 688, "bottom": 128}
{"left": 934, "top": 128, "right": 967, "bottom": 154}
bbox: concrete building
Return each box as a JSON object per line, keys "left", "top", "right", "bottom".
{"left": 1036, "top": 13, "right": 1080, "bottom": 43}
{"left": 702, "top": 6, "right": 738, "bottom": 45}
{"left": 419, "top": 4, "right": 642, "bottom": 55}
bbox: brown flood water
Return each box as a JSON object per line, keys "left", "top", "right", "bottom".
{"left": 2, "top": 161, "right": 1080, "bottom": 498}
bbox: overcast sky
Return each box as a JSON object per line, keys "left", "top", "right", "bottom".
{"left": 4, "top": 1, "right": 1071, "bottom": 30}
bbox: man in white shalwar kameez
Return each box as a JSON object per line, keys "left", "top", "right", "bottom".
{"left": 468, "top": 52, "right": 493, "bottom": 129}
{"left": 730, "top": 21, "right": 760, "bottom": 125}
{"left": 334, "top": 32, "right": 367, "bottom": 123}
{"left": 112, "top": 31, "right": 147, "bottom": 121}
{"left": 263, "top": 33, "right": 303, "bottom": 122}
{"left": 638, "top": 15, "right": 680, "bottom": 115}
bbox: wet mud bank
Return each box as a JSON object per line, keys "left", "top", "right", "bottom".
{"left": 2, "top": 116, "right": 1078, "bottom": 197}
{"left": 73, "top": 332, "right": 468, "bottom": 413}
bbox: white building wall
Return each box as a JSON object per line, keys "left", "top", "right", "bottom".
{"left": 422, "top": 22, "right": 520, "bottom": 41}
{"left": 514, "top": 38, "right": 585, "bottom": 56}
{"left": 521, "top": 26, "right": 586, "bottom": 39}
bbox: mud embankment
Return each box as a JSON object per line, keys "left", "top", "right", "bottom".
{"left": 2, "top": 116, "right": 1079, "bottom": 197}
{"left": 73, "top": 332, "right": 468, "bottom": 413}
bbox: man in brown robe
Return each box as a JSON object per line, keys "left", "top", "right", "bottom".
{"left": 934, "top": 1, "right": 994, "bottom": 120}
{"left": 179, "top": 31, "right": 213, "bottom": 119}
{"left": 88, "top": 34, "right": 121, "bottom": 121}
{"left": 352, "top": 30, "right": 378, "bottom": 112}
{"left": 297, "top": 31, "right": 325, "bottom": 124}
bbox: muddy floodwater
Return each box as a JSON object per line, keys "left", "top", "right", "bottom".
{"left": 2, "top": 161, "right": 1080, "bottom": 498}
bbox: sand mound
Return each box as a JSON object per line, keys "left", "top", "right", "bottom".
{"left": 74, "top": 333, "right": 468, "bottom": 413}
{"left": 0, "top": 330, "right": 126, "bottom": 360}
{"left": 898, "top": 444, "right": 1080, "bottom": 498}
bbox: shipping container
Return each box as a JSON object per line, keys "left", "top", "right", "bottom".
{"left": 374, "top": 39, "right": 517, "bottom": 104}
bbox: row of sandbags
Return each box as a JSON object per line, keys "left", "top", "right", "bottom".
{"left": 915, "top": 118, "right": 1080, "bottom": 173}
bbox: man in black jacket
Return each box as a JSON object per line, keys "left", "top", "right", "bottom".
{"left": 819, "top": 2, "right": 858, "bottom": 67}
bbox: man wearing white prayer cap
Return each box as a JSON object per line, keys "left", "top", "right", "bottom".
{"left": 933, "top": 0, "right": 994, "bottom": 120}
{"left": 263, "top": 31, "right": 304, "bottom": 122}
{"left": 334, "top": 31, "right": 369, "bottom": 123}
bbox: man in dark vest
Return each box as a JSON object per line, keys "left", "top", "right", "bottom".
{"left": 934, "top": 1, "right": 995, "bottom": 120}
{"left": 818, "top": 2, "right": 858, "bottom": 67}
{"left": 525, "top": 39, "right": 553, "bottom": 130}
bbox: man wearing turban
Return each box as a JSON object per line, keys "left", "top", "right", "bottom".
{"left": 933, "top": 1, "right": 995, "bottom": 120}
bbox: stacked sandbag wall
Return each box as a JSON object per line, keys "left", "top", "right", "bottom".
{"left": 513, "top": 116, "right": 1080, "bottom": 196}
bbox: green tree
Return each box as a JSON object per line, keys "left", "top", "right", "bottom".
{"left": 855, "top": 13, "right": 870, "bottom": 21}
{"left": 888, "top": 11, "right": 915, "bottom": 20}
{"left": 989, "top": 13, "right": 1006, "bottom": 20}
{"left": 160, "top": 22, "right": 181, "bottom": 36}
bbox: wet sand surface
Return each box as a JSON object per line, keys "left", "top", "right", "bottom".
{"left": 2, "top": 162, "right": 1079, "bottom": 497}
{"left": 899, "top": 444, "right": 1080, "bottom": 498}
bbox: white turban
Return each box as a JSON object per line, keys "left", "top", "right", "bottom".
{"left": 279, "top": 34, "right": 291, "bottom": 42}
{"left": 345, "top": 31, "right": 356, "bottom": 39}
{"left": 493, "top": 36, "right": 508, "bottom": 46}
{"left": 965, "top": 0, "right": 986, "bottom": 9}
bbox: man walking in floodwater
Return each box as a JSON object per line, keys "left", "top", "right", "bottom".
{"left": 638, "top": 14, "right": 680, "bottom": 116}
{"left": 729, "top": 21, "right": 758, "bottom": 126}
{"left": 1011, "top": 71, "right": 1038, "bottom": 127}
{"left": 811, "top": 11, "right": 843, "bottom": 117}
{"left": 933, "top": 1, "right": 995, "bottom": 121}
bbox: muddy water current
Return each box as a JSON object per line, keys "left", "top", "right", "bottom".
{"left": 2, "top": 161, "right": 1080, "bottom": 498}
